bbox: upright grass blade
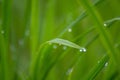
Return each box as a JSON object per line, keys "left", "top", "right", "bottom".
{"left": 0, "top": 0, "right": 13, "bottom": 80}
{"left": 83, "top": 54, "right": 109, "bottom": 80}
{"left": 0, "top": 35, "right": 8, "bottom": 80}
{"left": 30, "top": 0, "right": 39, "bottom": 56}
{"left": 23, "top": 0, "right": 31, "bottom": 39}
{"left": 42, "top": 0, "right": 55, "bottom": 41}
{"left": 80, "top": 0, "right": 119, "bottom": 64}
{"left": 2, "top": 0, "right": 12, "bottom": 41}
{"left": 30, "top": 0, "right": 40, "bottom": 79}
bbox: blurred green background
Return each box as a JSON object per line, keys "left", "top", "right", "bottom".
{"left": 0, "top": 0, "right": 120, "bottom": 80}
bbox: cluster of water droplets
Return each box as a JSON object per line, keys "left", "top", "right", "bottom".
{"left": 52, "top": 44, "right": 68, "bottom": 50}
{"left": 98, "top": 61, "right": 108, "bottom": 67}
{"left": 79, "top": 48, "right": 87, "bottom": 53}
{"left": 49, "top": 42, "right": 87, "bottom": 53}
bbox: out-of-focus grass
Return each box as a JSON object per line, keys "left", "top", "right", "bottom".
{"left": 0, "top": 0, "right": 120, "bottom": 80}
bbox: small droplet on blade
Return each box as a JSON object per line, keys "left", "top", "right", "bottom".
{"left": 66, "top": 68, "right": 73, "bottom": 75}
{"left": 68, "top": 28, "right": 72, "bottom": 32}
{"left": 79, "top": 48, "right": 87, "bottom": 52}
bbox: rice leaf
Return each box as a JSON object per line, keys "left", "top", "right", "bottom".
{"left": 0, "top": 0, "right": 13, "bottom": 80}
{"left": 104, "top": 17, "right": 120, "bottom": 28}
{"left": 30, "top": 0, "right": 40, "bottom": 56}
{"left": 48, "top": 38, "right": 85, "bottom": 50}
{"left": 84, "top": 54, "right": 109, "bottom": 80}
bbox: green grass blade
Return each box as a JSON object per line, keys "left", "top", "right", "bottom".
{"left": 41, "top": 0, "right": 55, "bottom": 42}
{"left": 0, "top": 0, "right": 13, "bottom": 80}
{"left": 34, "top": 24, "right": 98, "bottom": 80}
{"left": 84, "top": 54, "right": 109, "bottom": 80}
{"left": 31, "top": 38, "right": 86, "bottom": 80}
{"left": 30, "top": 0, "right": 39, "bottom": 56}
{"left": 80, "top": 0, "right": 119, "bottom": 64}
{"left": 48, "top": 38, "right": 85, "bottom": 50}
{"left": 0, "top": 35, "right": 8, "bottom": 80}
{"left": 66, "top": 34, "right": 99, "bottom": 80}
{"left": 104, "top": 17, "right": 120, "bottom": 28}
{"left": 73, "top": 27, "right": 95, "bottom": 42}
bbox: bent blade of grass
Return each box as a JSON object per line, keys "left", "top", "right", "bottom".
{"left": 32, "top": 38, "right": 85, "bottom": 80}
{"left": 48, "top": 38, "right": 85, "bottom": 50}
{"left": 38, "top": 26, "right": 98, "bottom": 80}
{"left": 84, "top": 54, "right": 109, "bottom": 80}
{"left": 80, "top": 0, "right": 119, "bottom": 64}
{"left": 38, "top": 26, "right": 97, "bottom": 80}
{"left": 58, "top": 0, "right": 103, "bottom": 37}
{"left": 104, "top": 17, "right": 120, "bottom": 28}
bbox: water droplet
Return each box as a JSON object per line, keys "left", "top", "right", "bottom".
{"left": 79, "top": 48, "right": 86, "bottom": 52}
{"left": 68, "top": 28, "right": 72, "bottom": 32}
{"left": 104, "top": 23, "right": 107, "bottom": 27}
{"left": 49, "top": 42, "right": 52, "bottom": 45}
{"left": 105, "top": 62, "right": 108, "bottom": 67}
{"left": 115, "top": 43, "right": 119, "bottom": 48}
{"left": 25, "top": 30, "right": 30, "bottom": 36}
{"left": 63, "top": 46, "right": 67, "bottom": 50}
{"left": 98, "top": 61, "right": 100, "bottom": 64}
{"left": 18, "top": 39, "right": 24, "bottom": 46}
{"left": 10, "top": 45, "right": 16, "bottom": 52}
{"left": 66, "top": 68, "right": 73, "bottom": 75}
{"left": 53, "top": 45, "right": 57, "bottom": 49}
{"left": 1, "top": 30, "right": 4, "bottom": 34}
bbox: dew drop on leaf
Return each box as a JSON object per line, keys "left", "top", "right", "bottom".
{"left": 25, "top": 30, "right": 30, "bottom": 36}
{"left": 10, "top": 45, "right": 16, "bottom": 52}
{"left": 63, "top": 46, "right": 67, "bottom": 50}
{"left": 98, "top": 61, "right": 100, "bottom": 64}
{"left": 1, "top": 30, "right": 5, "bottom": 34}
{"left": 66, "top": 68, "right": 73, "bottom": 75}
{"left": 18, "top": 39, "right": 24, "bottom": 46}
{"left": 68, "top": 28, "right": 72, "bottom": 32}
{"left": 53, "top": 45, "right": 57, "bottom": 49}
{"left": 79, "top": 48, "right": 87, "bottom": 52}
{"left": 104, "top": 23, "right": 107, "bottom": 27}
{"left": 105, "top": 62, "right": 108, "bottom": 67}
